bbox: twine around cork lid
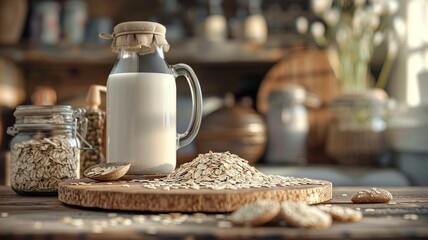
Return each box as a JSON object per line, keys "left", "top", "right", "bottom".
{"left": 99, "top": 21, "right": 170, "bottom": 55}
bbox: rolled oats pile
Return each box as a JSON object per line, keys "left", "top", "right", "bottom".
{"left": 131, "top": 151, "right": 326, "bottom": 190}
{"left": 11, "top": 135, "right": 80, "bottom": 193}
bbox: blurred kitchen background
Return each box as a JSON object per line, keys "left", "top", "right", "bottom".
{"left": 0, "top": 0, "right": 427, "bottom": 186}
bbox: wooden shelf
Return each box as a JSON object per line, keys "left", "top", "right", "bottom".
{"left": 0, "top": 39, "right": 286, "bottom": 66}
{"left": 0, "top": 44, "right": 115, "bottom": 65}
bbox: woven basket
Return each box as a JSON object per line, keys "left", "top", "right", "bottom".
{"left": 325, "top": 120, "right": 385, "bottom": 165}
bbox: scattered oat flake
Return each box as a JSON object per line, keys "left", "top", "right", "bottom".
{"left": 194, "top": 213, "right": 207, "bottom": 218}
{"left": 132, "top": 215, "right": 146, "bottom": 223}
{"left": 92, "top": 225, "right": 103, "bottom": 233}
{"left": 403, "top": 214, "right": 419, "bottom": 220}
{"left": 59, "top": 216, "right": 72, "bottom": 223}
{"left": 341, "top": 193, "right": 348, "bottom": 197}
{"left": 34, "top": 221, "right": 42, "bottom": 229}
{"left": 150, "top": 215, "right": 162, "bottom": 221}
{"left": 70, "top": 219, "right": 84, "bottom": 227}
{"left": 365, "top": 209, "right": 375, "bottom": 212}
{"left": 1, "top": 212, "right": 8, "bottom": 217}
{"left": 109, "top": 219, "right": 118, "bottom": 226}
{"left": 388, "top": 202, "right": 397, "bottom": 205}
{"left": 161, "top": 219, "right": 173, "bottom": 225}
{"left": 122, "top": 219, "right": 133, "bottom": 225}
{"left": 195, "top": 218, "right": 204, "bottom": 224}
{"left": 78, "top": 182, "right": 91, "bottom": 185}
{"left": 122, "top": 184, "right": 130, "bottom": 188}
{"left": 106, "top": 182, "right": 113, "bottom": 185}
{"left": 111, "top": 217, "right": 124, "bottom": 223}
{"left": 217, "top": 220, "right": 233, "bottom": 228}
{"left": 146, "top": 226, "right": 158, "bottom": 235}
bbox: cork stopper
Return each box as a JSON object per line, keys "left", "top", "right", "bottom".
{"left": 99, "top": 21, "right": 170, "bottom": 55}
{"left": 85, "top": 85, "right": 107, "bottom": 109}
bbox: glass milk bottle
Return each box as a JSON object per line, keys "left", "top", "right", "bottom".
{"left": 100, "top": 21, "right": 203, "bottom": 175}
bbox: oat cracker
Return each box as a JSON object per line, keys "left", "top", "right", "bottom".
{"left": 279, "top": 201, "right": 332, "bottom": 229}
{"left": 229, "top": 200, "right": 280, "bottom": 226}
{"left": 351, "top": 188, "right": 393, "bottom": 203}
{"left": 317, "top": 205, "right": 363, "bottom": 222}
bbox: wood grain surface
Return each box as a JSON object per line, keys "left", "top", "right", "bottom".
{"left": 1, "top": 186, "right": 428, "bottom": 239}
{"left": 58, "top": 178, "right": 332, "bottom": 212}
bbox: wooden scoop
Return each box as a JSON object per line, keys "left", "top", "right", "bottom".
{"left": 83, "top": 162, "right": 130, "bottom": 181}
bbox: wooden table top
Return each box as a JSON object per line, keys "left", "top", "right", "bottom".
{"left": 0, "top": 186, "right": 427, "bottom": 239}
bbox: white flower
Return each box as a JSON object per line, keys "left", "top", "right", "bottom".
{"left": 296, "top": 17, "right": 309, "bottom": 34}
{"left": 387, "top": 0, "right": 399, "bottom": 15}
{"left": 354, "top": 0, "right": 366, "bottom": 8}
{"left": 311, "top": 0, "right": 333, "bottom": 16}
{"left": 373, "top": 32, "right": 384, "bottom": 46}
{"left": 323, "top": 8, "right": 340, "bottom": 26}
{"left": 310, "top": 22, "right": 326, "bottom": 39}
{"left": 393, "top": 17, "right": 406, "bottom": 43}
{"left": 371, "top": 0, "right": 386, "bottom": 16}
{"left": 370, "top": 15, "right": 380, "bottom": 30}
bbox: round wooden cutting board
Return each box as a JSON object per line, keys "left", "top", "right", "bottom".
{"left": 58, "top": 178, "right": 332, "bottom": 212}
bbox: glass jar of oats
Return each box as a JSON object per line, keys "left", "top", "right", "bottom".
{"left": 7, "top": 105, "right": 86, "bottom": 196}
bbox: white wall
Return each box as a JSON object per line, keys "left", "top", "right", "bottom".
{"left": 390, "top": 0, "right": 428, "bottom": 106}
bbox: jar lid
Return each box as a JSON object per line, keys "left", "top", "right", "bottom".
{"left": 14, "top": 105, "right": 73, "bottom": 124}
{"left": 8, "top": 105, "right": 76, "bottom": 134}
{"left": 8, "top": 105, "right": 88, "bottom": 141}
{"left": 268, "top": 85, "right": 307, "bottom": 106}
{"left": 14, "top": 105, "right": 72, "bottom": 115}
{"left": 99, "top": 21, "right": 170, "bottom": 55}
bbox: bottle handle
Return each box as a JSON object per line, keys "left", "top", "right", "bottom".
{"left": 171, "top": 63, "right": 203, "bottom": 150}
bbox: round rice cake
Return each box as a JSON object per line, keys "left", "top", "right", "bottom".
{"left": 351, "top": 188, "right": 393, "bottom": 203}
{"left": 229, "top": 200, "right": 280, "bottom": 226}
{"left": 279, "top": 201, "right": 332, "bottom": 229}
{"left": 318, "top": 205, "right": 363, "bottom": 222}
